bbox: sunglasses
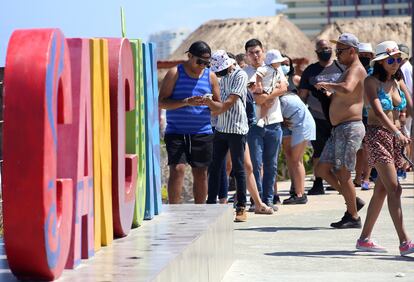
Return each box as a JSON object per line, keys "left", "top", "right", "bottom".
{"left": 335, "top": 47, "right": 351, "bottom": 55}
{"left": 387, "top": 57, "right": 402, "bottom": 65}
{"left": 193, "top": 55, "right": 211, "bottom": 67}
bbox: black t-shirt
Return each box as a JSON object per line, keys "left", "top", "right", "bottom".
{"left": 299, "top": 60, "right": 344, "bottom": 123}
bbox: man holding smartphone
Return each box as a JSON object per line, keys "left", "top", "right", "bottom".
{"left": 159, "top": 41, "right": 221, "bottom": 204}
{"left": 205, "top": 50, "right": 250, "bottom": 221}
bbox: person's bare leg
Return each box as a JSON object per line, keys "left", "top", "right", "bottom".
{"left": 361, "top": 144, "right": 371, "bottom": 183}
{"left": 336, "top": 167, "right": 358, "bottom": 218}
{"left": 282, "top": 137, "right": 294, "bottom": 187}
{"left": 359, "top": 178, "right": 387, "bottom": 239}
{"left": 375, "top": 163, "right": 410, "bottom": 244}
{"left": 168, "top": 164, "right": 186, "bottom": 204}
{"left": 290, "top": 141, "right": 308, "bottom": 197}
{"left": 354, "top": 149, "right": 363, "bottom": 185}
{"left": 315, "top": 162, "right": 342, "bottom": 193}
{"left": 313, "top": 158, "right": 321, "bottom": 177}
{"left": 192, "top": 167, "right": 208, "bottom": 204}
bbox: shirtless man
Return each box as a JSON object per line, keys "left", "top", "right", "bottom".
{"left": 315, "top": 33, "right": 367, "bottom": 228}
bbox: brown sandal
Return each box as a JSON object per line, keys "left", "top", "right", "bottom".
{"left": 254, "top": 204, "right": 274, "bottom": 215}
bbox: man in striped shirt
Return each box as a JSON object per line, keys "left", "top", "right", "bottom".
{"left": 205, "top": 50, "right": 249, "bottom": 222}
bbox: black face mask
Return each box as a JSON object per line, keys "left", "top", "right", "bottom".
{"left": 359, "top": 57, "right": 371, "bottom": 69}
{"left": 215, "top": 68, "right": 229, "bottom": 77}
{"left": 317, "top": 50, "right": 332, "bottom": 62}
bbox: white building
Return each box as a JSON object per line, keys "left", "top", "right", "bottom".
{"left": 149, "top": 28, "right": 191, "bottom": 60}
{"left": 277, "top": 0, "right": 412, "bottom": 38}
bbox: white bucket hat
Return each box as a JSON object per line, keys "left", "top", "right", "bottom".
{"left": 358, "top": 42, "right": 374, "bottom": 54}
{"left": 265, "top": 49, "right": 285, "bottom": 65}
{"left": 210, "top": 50, "right": 235, "bottom": 72}
{"left": 371, "top": 41, "right": 407, "bottom": 64}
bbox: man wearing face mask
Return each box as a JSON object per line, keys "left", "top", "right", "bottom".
{"left": 358, "top": 43, "right": 374, "bottom": 74}
{"left": 299, "top": 39, "right": 344, "bottom": 195}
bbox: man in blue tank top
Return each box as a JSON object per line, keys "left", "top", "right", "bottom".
{"left": 159, "top": 41, "right": 221, "bottom": 204}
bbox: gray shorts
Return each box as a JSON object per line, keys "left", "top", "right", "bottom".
{"left": 319, "top": 120, "right": 365, "bottom": 171}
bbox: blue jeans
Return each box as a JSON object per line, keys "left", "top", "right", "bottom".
{"left": 248, "top": 123, "right": 282, "bottom": 205}
{"left": 207, "top": 132, "right": 246, "bottom": 207}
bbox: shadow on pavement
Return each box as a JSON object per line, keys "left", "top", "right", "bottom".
{"left": 373, "top": 255, "right": 414, "bottom": 262}
{"left": 235, "top": 226, "right": 332, "bottom": 232}
{"left": 265, "top": 250, "right": 414, "bottom": 261}
{"left": 265, "top": 250, "right": 359, "bottom": 258}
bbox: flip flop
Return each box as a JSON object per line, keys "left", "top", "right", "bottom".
{"left": 254, "top": 205, "right": 274, "bottom": 215}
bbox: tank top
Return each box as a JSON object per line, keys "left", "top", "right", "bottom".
{"left": 166, "top": 64, "right": 213, "bottom": 134}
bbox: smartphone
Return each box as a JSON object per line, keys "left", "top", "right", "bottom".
{"left": 203, "top": 94, "right": 213, "bottom": 100}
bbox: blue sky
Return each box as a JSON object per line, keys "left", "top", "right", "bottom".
{"left": 0, "top": 0, "right": 285, "bottom": 66}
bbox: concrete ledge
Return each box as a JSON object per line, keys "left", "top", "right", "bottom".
{"left": 0, "top": 204, "right": 233, "bottom": 281}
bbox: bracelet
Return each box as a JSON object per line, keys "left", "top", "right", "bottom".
{"left": 394, "top": 130, "right": 401, "bottom": 137}
{"left": 183, "top": 98, "right": 189, "bottom": 105}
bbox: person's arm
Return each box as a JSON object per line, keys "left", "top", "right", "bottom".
{"left": 202, "top": 71, "right": 222, "bottom": 112}
{"left": 315, "top": 66, "right": 366, "bottom": 95}
{"left": 255, "top": 76, "right": 264, "bottom": 94}
{"left": 365, "top": 77, "right": 410, "bottom": 145}
{"left": 399, "top": 79, "right": 413, "bottom": 118}
{"left": 255, "top": 80, "right": 287, "bottom": 105}
{"left": 298, "top": 89, "right": 310, "bottom": 103}
{"left": 298, "top": 67, "right": 311, "bottom": 102}
{"left": 293, "top": 74, "right": 301, "bottom": 87}
{"left": 209, "top": 94, "right": 240, "bottom": 115}
{"left": 206, "top": 70, "right": 247, "bottom": 114}
{"left": 158, "top": 67, "right": 203, "bottom": 109}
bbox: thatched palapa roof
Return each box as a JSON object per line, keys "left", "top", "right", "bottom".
{"left": 169, "top": 15, "right": 315, "bottom": 61}
{"left": 315, "top": 17, "right": 412, "bottom": 52}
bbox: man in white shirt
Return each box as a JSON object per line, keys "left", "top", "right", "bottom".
{"left": 244, "top": 39, "right": 287, "bottom": 210}
{"left": 398, "top": 44, "right": 413, "bottom": 138}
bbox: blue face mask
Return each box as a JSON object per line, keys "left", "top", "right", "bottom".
{"left": 281, "top": 65, "right": 290, "bottom": 75}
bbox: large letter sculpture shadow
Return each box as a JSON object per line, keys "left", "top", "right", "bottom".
{"left": 3, "top": 28, "right": 73, "bottom": 280}
{"left": 107, "top": 38, "right": 137, "bottom": 237}
{"left": 62, "top": 38, "right": 95, "bottom": 269}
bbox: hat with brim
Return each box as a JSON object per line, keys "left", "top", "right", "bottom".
{"left": 358, "top": 42, "right": 374, "bottom": 54}
{"left": 370, "top": 41, "right": 408, "bottom": 66}
{"left": 330, "top": 33, "right": 359, "bottom": 48}
{"left": 265, "top": 49, "right": 285, "bottom": 65}
{"left": 210, "top": 50, "right": 235, "bottom": 72}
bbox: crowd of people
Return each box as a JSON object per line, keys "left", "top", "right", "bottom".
{"left": 158, "top": 33, "right": 414, "bottom": 256}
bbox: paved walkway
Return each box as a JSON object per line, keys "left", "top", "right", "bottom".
{"left": 223, "top": 172, "right": 414, "bottom": 282}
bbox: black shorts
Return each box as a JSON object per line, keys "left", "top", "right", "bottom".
{"left": 164, "top": 134, "right": 214, "bottom": 167}
{"left": 311, "top": 118, "right": 332, "bottom": 159}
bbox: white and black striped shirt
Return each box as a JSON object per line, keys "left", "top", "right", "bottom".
{"left": 215, "top": 68, "right": 249, "bottom": 135}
